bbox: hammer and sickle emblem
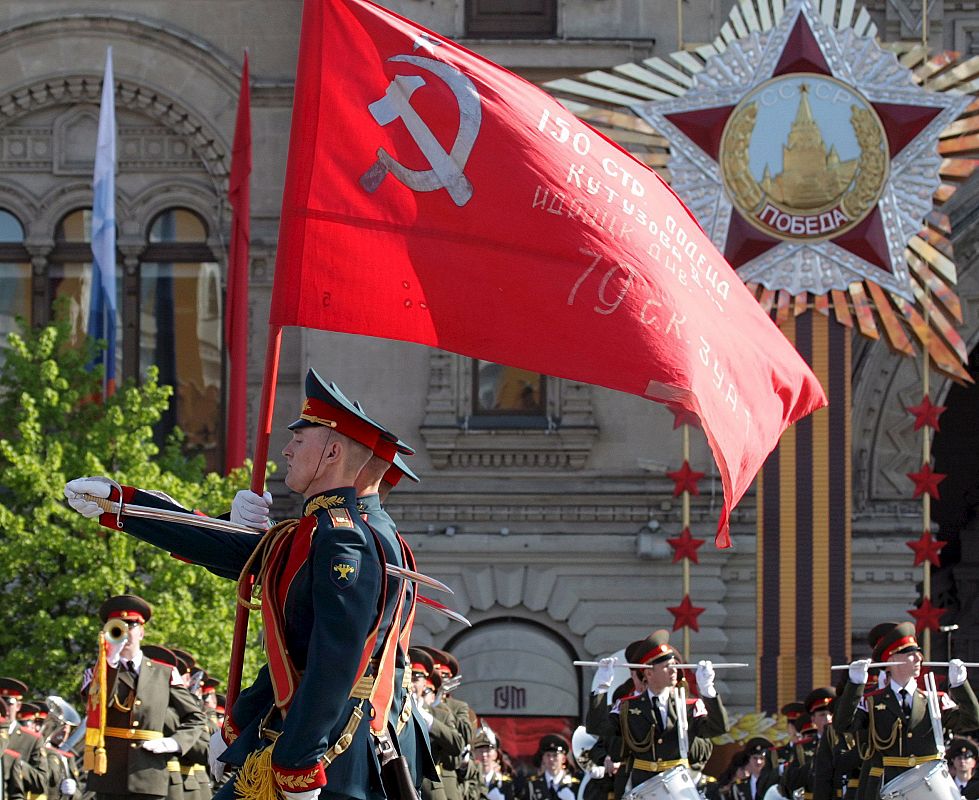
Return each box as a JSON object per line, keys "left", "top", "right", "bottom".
{"left": 334, "top": 563, "right": 356, "bottom": 581}
{"left": 360, "top": 54, "right": 482, "bottom": 207}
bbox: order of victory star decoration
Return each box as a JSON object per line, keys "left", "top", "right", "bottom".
{"left": 545, "top": 0, "right": 979, "bottom": 380}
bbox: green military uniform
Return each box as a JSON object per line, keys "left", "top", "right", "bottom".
{"left": 811, "top": 728, "right": 860, "bottom": 800}
{"left": 518, "top": 736, "right": 579, "bottom": 800}
{"left": 835, "top": 622, "right": 979, "bottom": 800}
{"left": 948, "top": 737, "right": 979, "bottom": 799}
{"left": 731, "top": 739, "right": 778, "bottom": 800}
{"left": 83, "top": 597, "right": 207, "bottom": 800}
{"left": 1, "top": 699, "right": 26, "bottom": 800}
{"left": 781, "top": 690, "right": 835, "bottom": 800}
{"left": 0, "top": 685, "right": 49, "bottom": 800}
{"left": 45, "top": 744, "right": 81, "bottom": 800}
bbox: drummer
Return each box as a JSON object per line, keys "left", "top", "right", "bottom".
{"left": 835, "top": 621, "right": 979, "bottom": 800}
{"left": 601, "top": 630, "right": 728, "bottom": 790}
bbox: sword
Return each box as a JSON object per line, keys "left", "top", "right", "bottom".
{"left": 416, "top": 595, "right": 471, "bottom": 627}
{"left": 77, "top": 492, "right": 454, "bottom": 594}
{"left": 573, "top": 660, "right": 749, "bottom": 669}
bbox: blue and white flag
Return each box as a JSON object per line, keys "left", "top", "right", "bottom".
{"left": 88, "top": 46, "right": 116, "bottom": 395}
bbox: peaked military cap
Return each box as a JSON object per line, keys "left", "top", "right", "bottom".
{"left": 780, "top": 701, "right": 805, "bottom": 722}
{"left": 215, "top": 693, "right": 227, "bottom": 714}
{"left": 289, "top": 370, "right": 397, "bottom": 453}
{"left": 949, "top": 737, "right": 979, "bottom": 760}
{"left": 473, "top": 725, "right": 498, "bottom": 749}
{"left": 419, "top": 646, "right": 459, "bottom": 677}
{"left": 408, "top": 647, "right": 434, "bottom": 679}
{"left": 202, "top": 676, "right": 220, "bottom": 696}
{"left": 0, "top": 678, "right": 28, "bottom": 700}
{"left": 872, "top": 621, "right": 921, "bottom": 663}
{"left": 170, "top": 650, "right": 195, "bottom": 678}
{"left": 632, "top": 629, "right": 679, "bottom": 666}
{"left": 538, "top": 734, "right": 570, "bottom": 754}
{"left": 743, "top": 737, "right": 775, "bottom": 767}
{"left": 383, "top": 452, "right": 420, "bottom": 487}
{"left": 805, "top": 688, "right": 835, "bottom": 714}
{"left": 796, "top": 713, "right": 817, "bottom": 734}
{"left": 868, "top": 621, "right": 896, "bottom": 650}
{"left": 142, "top": 645, "right": 178, "bottom": 668}
{"left": 17, "top": 701, "right": 45, "bottom": 722}
{"left": 350, "top": 399, "right": 415, "bottom": 461}
{"left": 99, "top": 594, "right": 152, "bottom": 624}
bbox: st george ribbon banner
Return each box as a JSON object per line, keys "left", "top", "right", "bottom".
{"left": 269, "top": 0, "right": 827, "bottom": 546}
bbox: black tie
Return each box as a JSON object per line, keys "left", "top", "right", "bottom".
{"left": 900, "top": 688, "right": 911, "bottom": 716}
{"left": 652, "top": 696, "right": 665, "bottom": 731}
{"left": 125, "top": 660, "right": 137, "bottom": 676}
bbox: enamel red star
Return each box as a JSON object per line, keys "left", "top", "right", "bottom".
{"left": 668, "top": 527, "right": 706, "bottom": 564}
{"left": 907, "top": 463, "right": 946, "bottom": 500}
{"left": 669, "top": 405, "right": 701, "bottom": 431}
{"left": 668, "top": 595, "right": 706, "bottom": 632}
{"left": 908, "top": 596, "right": 946, "bottom": 634}
{"left": 667, "top": 461, "right": 705, "bottom": 497}
{"left": 905, "top": 530, "right": 945, "bottom": 568}
{"left": 907, "top": 396, "right": 946, "bottom": 432}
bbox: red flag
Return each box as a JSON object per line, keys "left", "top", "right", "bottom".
{"left": 225, "top": 51, "right": 251, "bottom": 474}
{"left": 269, "top": 0, "right": 827, "bottom": 545}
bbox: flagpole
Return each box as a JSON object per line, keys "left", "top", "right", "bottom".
{"left": 226, "top": 324, "right": 282, "bottom": 709}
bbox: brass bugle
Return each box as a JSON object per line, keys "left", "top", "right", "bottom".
{"left": 103, "top": 619, "right": 129, "bottom": 646}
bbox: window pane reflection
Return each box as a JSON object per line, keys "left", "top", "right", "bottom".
{"left": 0, "top": 263, "right": 31, "bottom": 340}
{"left": 473, "top": 360, "right": 545, "bottom": 414}
{"left": 140, "top": 260, "right": 222, "bottom": 471}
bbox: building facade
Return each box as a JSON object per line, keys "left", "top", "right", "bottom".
{"left": 0, "top": 0, "right": 977, "bottom": 734}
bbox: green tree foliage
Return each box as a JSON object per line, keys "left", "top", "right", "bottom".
{"left": 0, "top": 317, "right": 268, "bottom": 698}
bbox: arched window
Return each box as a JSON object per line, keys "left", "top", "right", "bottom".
{"left": 49, "top": 209, "right": 123, "bottom": 366}
{"left": 466, "top": 0, "right": 557, "bottom": 37}
{"left": 140, "top": 208, "right": 222, "bottom": 472}
{"left": 0, "top": 210, "right": 31, "bottom": 342}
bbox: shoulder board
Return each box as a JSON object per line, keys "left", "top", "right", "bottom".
{"left": 54, "top": 748, "right": 74, "bottom": 757}
{"left": 147, "top": 657, "right": 171, "bottom": 668}
{"left": 622, "top": 691, "right": 643, "bottom": 701}
{"left": 501, "top": 776, "right": 512, "bottom": 783}
{"left": 18, "top": 728, "right": 40, "bottom": 740}
{"left": 5, "top": 749, "right": 20, "bottom": 758}
{"left": 865, "top": 688, "right": 886, "bottom": 697}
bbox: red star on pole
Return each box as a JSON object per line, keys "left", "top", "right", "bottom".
{"left": 667, "top": 461, "right": 705, "bottom": 497}
{"left": 668, "top": 594, "right": 706, "bottom": 632}
{"left": 907, "top": 463, "right": 946, "bottom": 500}
{"left": 905, "top": 530, "right": 946, "bottom": 567}
{"left": 668, "top": 527, "right": 706, "bottom": 564}
{"left": 907, "top": 396, "right": 946, "bottom": 432}
{"left": 669, "top": 405, "right": 701, "bottom": 430}
{"left": 908, "top": 596, "right": 946, "bottom": 633}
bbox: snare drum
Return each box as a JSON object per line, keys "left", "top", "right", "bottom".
{"left": 879, "top": 761, "right": 959, "bottom": 800}
{"left": 624, "top": 767, "right": 702, "bottom": 800}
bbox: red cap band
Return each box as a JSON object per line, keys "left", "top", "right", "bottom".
{"left": 882, "top": 635, "right": 919, "bottom": 663}
{"left": 641, "top": 644, "right": 675, "bottom": 664}
{"left": 374, "top": 439, "right": 398, "bottom": 463}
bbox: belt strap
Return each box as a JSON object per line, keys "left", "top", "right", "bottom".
{"left": 881, "top": 754, "right": 942, "bottom": 768}
{"left": 103, "top": 727, "right": 164, "bottom": 741}
{"left": 632, "top": 758, "right": 690, "bottom": 773}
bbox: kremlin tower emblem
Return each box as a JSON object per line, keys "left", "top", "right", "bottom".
{"left": 721, "top": 76, "right": 887, "bottom": 241}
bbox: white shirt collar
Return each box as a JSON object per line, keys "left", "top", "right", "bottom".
{"left": 646, "top": 687, "right": 672, "bottom": 705}
{"left": 890, "top": 677, "right": 917, "bottom": 696}
{"left": 110, "top": 649, "right": 144, "bottom": 673}
{"left": 545, "top": 770, "right": 566, "bottom": 786}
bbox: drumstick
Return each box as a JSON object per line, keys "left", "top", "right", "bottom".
{"left": 573, "top": 660, "right": 749, "bottom": 669}
{"left": 831, "top": 661, "right": 979, "bottom": 669}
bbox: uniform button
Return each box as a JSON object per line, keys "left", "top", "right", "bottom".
{"left": 133, "top": 721, "right": 140, "bottom": 727}
{"left": 131, "top": 743, "right": 137, "bottom": 749}
{"left": 134, "top": 700, "right": 141, "bottom": 706}
{"left": 908, "top": 733, "right": 913, "bottom": 739}
{"left": 657, "top": 739, "right": 664, "bottom": 745}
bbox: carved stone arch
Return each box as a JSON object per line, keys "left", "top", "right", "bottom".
{"left": 0, "top": 75, "right": 229, "bottom": 192}
{"left": 27, "top": 181, "right": 106, "bottom": 244}
{"left": 851, "top": 251, "right": 979, "bottom": 510}
{"left": 129, "top": 179, "right": 225, "bottom": 249}
{"left": 0, "top": 185, "right": 39, "bottom": 235}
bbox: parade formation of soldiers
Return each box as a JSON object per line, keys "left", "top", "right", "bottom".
{"left": 0, "top": 369, "right": 957, "bottom": 800}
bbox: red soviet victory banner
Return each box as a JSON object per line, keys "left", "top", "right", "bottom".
{"left": 269, "top": 0, "right": 827, "bottom": 546}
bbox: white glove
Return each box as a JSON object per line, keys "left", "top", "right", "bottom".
{"left": 589, "top": 765, "right": 607, "bottom": 779}
{"left": 696, "top": 660, "right": 717, "bottom": 699}
{"left": 63, "top": 477, "right": 113, "bottom": 518}
{"left": 488, "top": 789, "right": 505, "bottom": 800}
{"left": 557, "top": 787, "right": 576, "bottom": 800}
{"left": 60, "top": 778, "right": 77, "bottom": 796}
{"left": 949, "top": 658, "right": 968, "bottom": 688}
{"left": 283, "top": 790, "right": 321, "bottom": 800}
{"left": 417, "top": 705, "right": 434, "bottom": 729}
{"left": 231, "top": 490, "right": 273, "bottom": 530}
{"left": 595, "top": 656, "right": 618, "bottom": 691}
{"left": 106, "top": 638, "right": 126, "bottom": 666}
{"left": 208, "top": 729, "right": 227, "bottom": 782}
{"left": 848, "top": 658, "right": 871, "bottom": 685}
{"left": 142, "top": 737, "right": 180, "bottom": 754}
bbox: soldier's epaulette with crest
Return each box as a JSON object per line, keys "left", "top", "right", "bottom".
{"left": 304, "top": 494, "right": 356, "bottom": 529}
{"left": 864, "top": 688, "right": 886, "bottom": 697}
{"left": 621, "top": 691, "right": 643, "bottom": 702}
